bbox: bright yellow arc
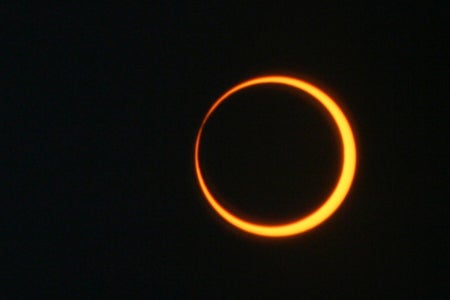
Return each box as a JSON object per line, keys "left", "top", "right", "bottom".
{"left": 194, "top": 75, "right": 357, "bottom": 237}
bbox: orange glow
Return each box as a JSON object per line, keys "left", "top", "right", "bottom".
{"left": 194, "top": 75, "right": 357, "bottom": 237}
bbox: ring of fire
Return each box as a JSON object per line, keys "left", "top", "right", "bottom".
{"left": 194, "top": 75, "right": 357, "bottom": 237}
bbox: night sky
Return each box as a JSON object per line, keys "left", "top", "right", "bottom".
{"left": 3, "top": 2, "right": 448, "bottom": 298}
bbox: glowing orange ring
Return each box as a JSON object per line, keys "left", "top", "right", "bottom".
{"left": 194, "top": 75, "right": 357, "bottom": 237}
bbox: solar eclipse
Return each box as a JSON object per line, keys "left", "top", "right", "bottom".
{"left": 195, "top": 75, "right": 357, "bottom": 237}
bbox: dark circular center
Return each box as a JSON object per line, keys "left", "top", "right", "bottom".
{"left": 199, "top": 84, "right": 341, "bottom": 224}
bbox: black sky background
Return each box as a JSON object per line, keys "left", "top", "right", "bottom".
{"left": 3, "top": 2, "right": 448, "bottom": 298}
